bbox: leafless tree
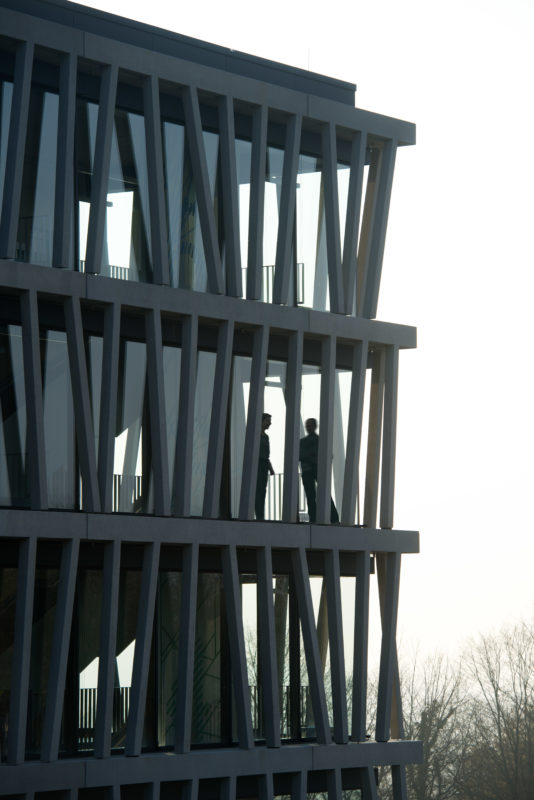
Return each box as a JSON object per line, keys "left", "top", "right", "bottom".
{"left": 459, "top": 620, "right": 534, "bottom": 800}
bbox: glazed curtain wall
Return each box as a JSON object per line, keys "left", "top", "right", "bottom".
{"left": 0, "top": 295, "right": 399, "bottom": 528}
{"left": 0, "top": 538, "right": 404, "bottom": 762}
{"left": 0, "top": 50, "right": 398, "bottom": 319}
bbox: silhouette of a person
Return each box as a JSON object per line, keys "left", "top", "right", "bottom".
{"left": 255, "top": 413, "right": 274, "bottom": 520}
{"left": 299, "top": 418, "right": 339, "bottom": 523}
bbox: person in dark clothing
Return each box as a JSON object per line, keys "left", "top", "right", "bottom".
{"left": 255, "top": 413, "right": 274, "bottom": 520}
{"left": 299, "top": 418, "right": 339, "bottom": 523}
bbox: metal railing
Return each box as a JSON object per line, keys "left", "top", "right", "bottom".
{"left": 242, "top": 263, "right": 305, "bottom": 305}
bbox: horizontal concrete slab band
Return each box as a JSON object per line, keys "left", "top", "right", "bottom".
{"left": 0, "top": 740, "right": 423, "bottom": 793}
{"left": 0, "top": 510, "right": 419, "bottom": 554}
{"left": 0, "top": 262, "right": 417, "bottom": 349}
{"left": 0, "top": 4, "right": 415, "bottom": 145}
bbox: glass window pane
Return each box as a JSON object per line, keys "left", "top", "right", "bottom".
{"left": 157, "top": 567, "right": 181, "bottom": 747}
{"left": 0, "top": 561, "right": 17, "bottom": 760}
{"left": 0, "top": 324, "right": 29, "bottom": 507}
{"left": 191, "top": 350, "right": 216, "bottom": 516}
{"left": 112, "top": 551, "right": 142, "bottom": 750}
{"left": 76, "top": 98, "right": 98, "bottom": 273}
{"left": 162, "top": 344, "right": 181, "bottom": 509}
{"left": 262, "top": 146, "right": 284, "bottom": 303}
{"left": 162, "top": 120, "right": 185, "bottom": 289}
{"left": 192, "top": 573, "right": 223, "bottom": 745}
{"left": 230, "top": 355, "right": 251, "bottom": 519}
{"left": 41, "top": 329, "right": 76, "bottom": 509}
{"left": 0, "top": 80, "right": 14, "bottom": 221}
{"left": 235, "top": 138, "right": 252, "bottom": 292}
{"left": 114, "top": 339, "right": 153, "bottom": 514}
{"left": 102, "top": 108, "right": 152, "bottom": 282}
{"left": 256, "top": 360, "right": 286, "bottom": 521}
{"left": 296, "top": 154, "right": 329, "bottom": 312}
{"left": 299, "top": 364, "right": 340, "bottom": 524}
{"left": 26, "top": 544, "right": 61, "bottom": 758}
{"left": 17, "top": 88, "right": 59, "bottom": 267}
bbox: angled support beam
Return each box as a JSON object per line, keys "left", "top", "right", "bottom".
{"left": 0, "top": 41, "right": 33, "bottom": 258}
{"left": 377, "top": 552, "right": 405, "bottom": 740}
{"left": 324, "top": 549, "right": 348, "bottom": 743}
{"left": 173, "top": 315, "right": 198, "bottom": 516}
{"left": 220, "top": 776, "right": 236, "bottom": 800}
{"left": 376, "top": 551, "right": 402, "bottom": 742}
{"left": 20, "top": 290, "right": 47, "bottom": 509}
{"left": 321, "top": 122, "right": 343, "bottom": 313}
{"left": 360, "top": 766, "right": 379, "bottom": 800}
{"left": 221, "top": 545, "right": 254, "bottom": 749}
{"left": 361, "top": 138, "right": 398, "bottom": 319}
{"left": 352, "top": 551, "right": 371, "bottom": 741}
{"left": 257, "top": 545, "right": 281, "bottom": 747}
{"left": 317, "top": 335, "right": 336, "bottom": 524}
{"left": 64, "top": 295, "right": 100, "bottom": 512}
{"left": 341, "top": 340, "right": 368, "bottom": 524}
{"left": 53, "top": 52, "right": 77, "bottom": 268}
{"left": 239, "top": 325, "right": 269, "bottom": 519}
{"left": 98, "top": 302, "right": 120, "bottom": 512}
{"left": 146, "top": 307, "right": 170, "bottom": 516}
{"left": 94, "top": 539, "right": 121, "bottom": 758}
{"left": 380, "top": 345, "right": 399, "bottom": 530}
{"left": 8, "top": 537, "right": 37, "bottom": 764}
{"left": 41, "top": 537, "right": 80, "bottom": 762}
{"left": 392, "top": 764, "right": 408, "bottom": 800}
{"left": 219, "top": 94, "right": 242, "bottom": 297}
{"left": 143, "top": 75, "right": 170, "bottom": 285}
{"left": 175, "top": 542, "right": 199, "bottom": 754}
{"left": 258, "top": 773, "right": 273, "bottom": 800}
{"left": 282, "top": 329, "right": 303, "bottom": 522}
{"left": 343, "top": 131, "right": 367, "bottom": 315}
{"left": 356, "top": 153, "right": 380, "bottom": 318}
{"left": 203, "top": 319, "right": 234, "bottom": 517}
{"left": 182, "top": 85, "right": 224, "bottom": 294}
{"left": 273, "top": 114, "right": 302, "bottom": 305}
{"left": 363, "top": 348, "right": 385, "bottom": 529}
{"left": 326, "top": 769, "right": 342, "bottom": 799}
{"left": 85, "top": 63, "right": 118, "bottom": 275}
{"left": 291, "top": 770, "right": 306, "bottom": 800}
{"left": 182, "top": 780, "right": 199, "bottom": 800}
{"left": 126, "top": 541, "right": 161, "bottom": 756}
{"left": 291, "top": 548, "right": 331, "bottom": 744}
{"left": 247, "top": 105, "right": 267, "bottom": 300}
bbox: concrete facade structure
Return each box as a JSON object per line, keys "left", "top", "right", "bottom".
{"left": 0, "top": 1, "right": 421, "bottom": 797}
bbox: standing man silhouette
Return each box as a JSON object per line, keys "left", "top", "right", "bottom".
{"left": 299, "top": 418, "right": 339, "bottom": 523}
{"left": 255, "top": 413, "right": 274, "bottom": 520}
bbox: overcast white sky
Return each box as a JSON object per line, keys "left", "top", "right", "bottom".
{"left": 78, "top": 0, "right": 534, "bottom": 660}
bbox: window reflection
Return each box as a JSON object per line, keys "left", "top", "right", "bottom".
{"left": 41, "top": 329, "right": 76, "bottom": 509}
{"left": 0, "top": 80, "right": 13, "bottom": 221}
{"left": 263, "top": 146, "right": 284, "bottom": 303}
{"left": 235, "top": 138, "right": 252, "bottom": 294}
{"left": 26, "top": 545, "right": 60, "bottom": 759}
{"left": 102, "top": 107, "right": 152, "bottom": 282}
{"left": 296, "top": 154, "right": 329, "bottom": 312}
{"left": 114, "top": 340, "right": 153, "bottom": 514}
{"left": 162, "top": 344, "right": 181, "bottom": 508}
{"left": 191, "top": 351, "right": 216, "bottom": 516}
{"left": 192, "top": 573, "right": 224, "bottom": 745}
{"left": 0, "top": 563, "right": 17, "bottom": 760}
{"left": 17, "top": 87, "right": 59, "bottom": 267}
{"left": 230, "top": 355, "right": 251, "bottom": 519}
{"left": 76, "top": 98, "right": 98, "bottom": 272}
{"left": 261, "top": 360, "right": 286, "bottom": 521}
{"left": 0, "top": 324, "right": 29, "bottom": 507}
{"left": 163, "top": 122, "right": 220, "bottom": 292}
{"left": 157, "top": 568, "right": 182, "bottom": 747}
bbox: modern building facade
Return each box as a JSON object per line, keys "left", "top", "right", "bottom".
{"left": 0, "top": 1, "right": 421, "bottom": 797}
